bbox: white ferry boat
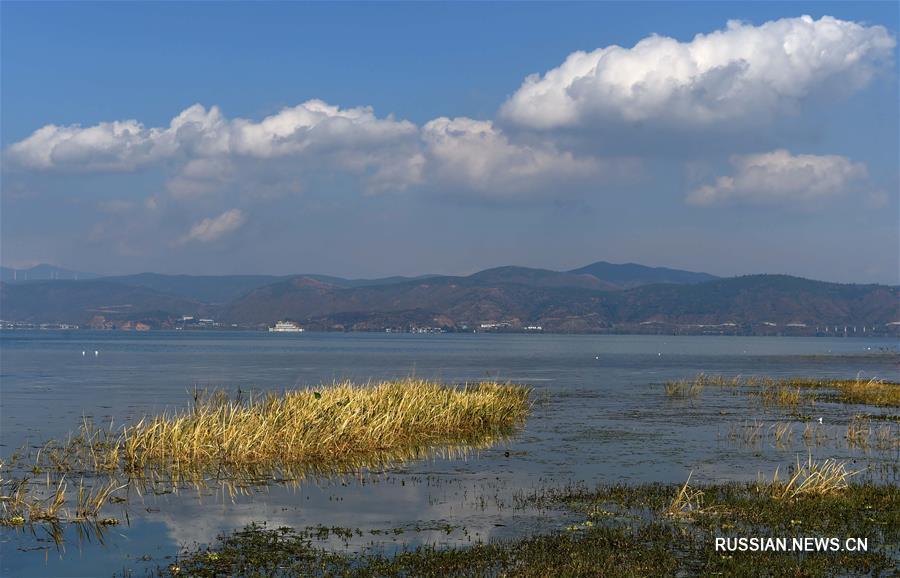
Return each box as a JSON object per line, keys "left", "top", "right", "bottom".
{"left": 268, "top": 320, "right": 305, "bottom": 333}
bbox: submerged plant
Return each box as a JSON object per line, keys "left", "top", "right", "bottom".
{"left": 874, "top": 425, "right": 898, "bottom": 451}
{"left": 770, "top": 422, "right": 793, "bottom": 447}
{"left": 846, "top": 420, "right": 872, "bottom": 449}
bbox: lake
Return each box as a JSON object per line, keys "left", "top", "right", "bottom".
{"left": 1, "top": 331, "right": 897, "bottom": 576}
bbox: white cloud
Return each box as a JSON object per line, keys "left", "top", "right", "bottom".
{"left": 500, "top": 15, "right": 895, "bottom": 130}
{"left": 686, "top": 150, "right": 870, "bottom": 206}
{"left": 179, "top": 208, "right": 246, "bottom": 243}
{"left": 7, "top": 120, "right": 158, "bottom": 172}
{"left": 4, "top": 16, "right": 894, "bottom": 206}
{"left": 229, "top": 100, "right": 417, "bottom": 158}
{"left": 421, "top": 117, "right": 604, "bottom": 197}
{"left": 5, "top": 103, "right": 610, "bottom": 201}
{"left": 5, "top": 100, "right": 419, "bottom": 179}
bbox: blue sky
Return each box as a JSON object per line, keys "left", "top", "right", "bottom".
{"left": 2, "top": 1, "right": 898, "bottom": 283}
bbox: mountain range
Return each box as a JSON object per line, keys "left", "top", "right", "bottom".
{"left": 1, "top": 262, "right": 897, "bottom": 335}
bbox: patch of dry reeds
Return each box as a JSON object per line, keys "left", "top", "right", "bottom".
{"left": 768, "top": 456, "right": 860, "bottom": 500}
{"left": 120, "top": 380, "right": 530, "bottom": 473}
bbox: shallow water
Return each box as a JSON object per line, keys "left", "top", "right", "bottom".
{"left": 1, "top": 331, "right": 897, "bottom": 576}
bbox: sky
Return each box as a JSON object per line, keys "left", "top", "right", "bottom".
{"left": 1, "top": 1, "right": 898, "bottom": 283}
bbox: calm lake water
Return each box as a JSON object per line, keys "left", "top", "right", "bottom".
{"left": 1, "top": 331, "right": 897, "bottom": 577}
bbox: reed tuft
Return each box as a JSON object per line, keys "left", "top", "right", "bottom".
{"left": 769, "top": 456, "right": 859, "bottom": 500}
{"left": 664, "top": 471, "right": 704, "bottom": 517}
{"left": 665, "top": 379, "right": 704, "bottom": 398}
{"left": 121, "top": 379, "right": 530, "bottom": 473}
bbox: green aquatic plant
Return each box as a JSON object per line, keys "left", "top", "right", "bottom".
{"left": 165, "top": 477, "right": 899, "bottom": 578}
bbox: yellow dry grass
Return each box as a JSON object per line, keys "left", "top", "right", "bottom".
{"left": 768, "top": 456, "right": 860, "bottom": 500}
{"left": 664, "top": 379, "right": 704, "bottom": 398}
{"left": 664, "top": 471, "right": 704, "bottom": 517}
{"left": 825, "top": 378, "right": 899, "bottom": 408}
{"left": 121, "top": 379, "right": 531, "bottom": 473}
{"left": 757, "top": 384, "right": 802, "bottom": 408}
{"left": 676, "top": 374, "right": 899, "bottom": 408}
{"left": 2, "top": 380, "right": 530, "bottom": 526}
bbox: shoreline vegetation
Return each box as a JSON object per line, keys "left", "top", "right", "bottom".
{"left": 163, "top": 468, "right": 898, "bottom": 577}
{"left": 1, "top": 380, "right": 530, "bottom": 528}
{"left": 3, "top": 373, "right": 898, "bottom": 576}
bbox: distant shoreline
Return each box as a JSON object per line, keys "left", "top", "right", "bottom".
{"left": 2, "top": 326, "right": 899, "bottom": 340}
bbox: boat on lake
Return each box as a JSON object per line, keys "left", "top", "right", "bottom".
{"left": 268, "top": 320, "right": 305, "bottom": 333}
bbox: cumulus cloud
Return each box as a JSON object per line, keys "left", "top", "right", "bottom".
{"left": 179, "top": 208, "right": 246, "bottom": 243}
{"left": 6, "top": 100, "right": 439, "bottom": 206}
{"left": 421, "top": 117, "right": 605, "bottom": 196}
{"left": 7, "top": 120, "right": 160, "bottom": 172}
{"left": 11, "top": 101, "right": 419, "bottom": 168}
{"left": 686, "top": 150, "right": 870, "bottom": 206}
{"left": 5, "top": 101, "right": 610, "bottom": 200}
{"left": 500, "top": 15, "right": 895, "bottom": 130}
{"left": 3, "top": 15, "right": 894, "bottom": 206}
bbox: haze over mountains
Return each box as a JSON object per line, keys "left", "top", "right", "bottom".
{"left": 0, "top": 264, "right": 97, "bottom": 282}
{"left": 1, "top": 261, "right": 897, "bottom": 335}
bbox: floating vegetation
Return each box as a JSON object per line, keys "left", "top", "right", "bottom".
{"left": 674, "top": 374, "right": 900, "bottom": 409}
